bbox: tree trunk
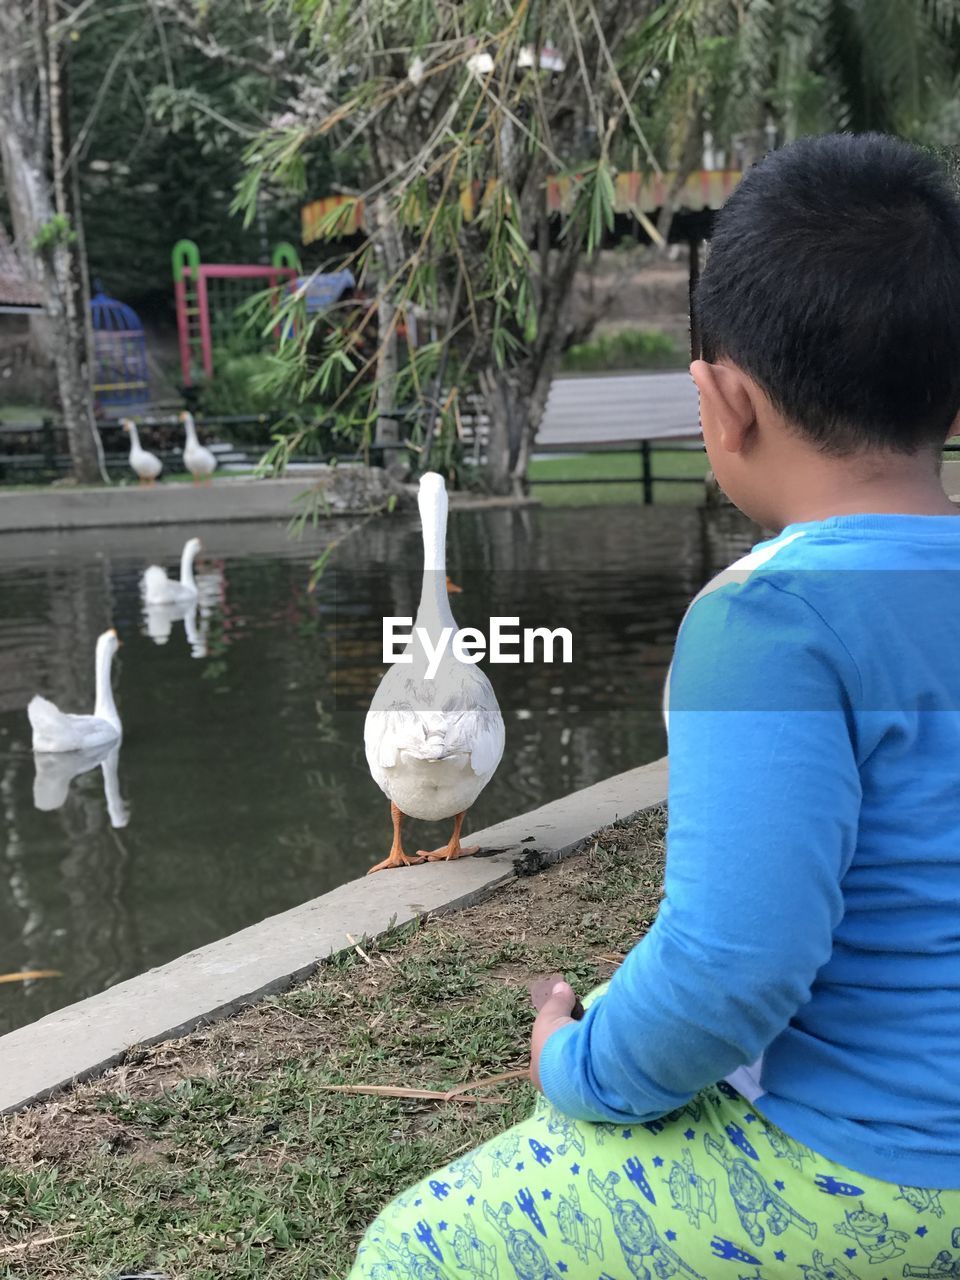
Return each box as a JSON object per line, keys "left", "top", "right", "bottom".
{"left": 478, "top": 237, "right": 582, "bottom": 496}
{"left": 480, "top": 367, "right": 530, "bottom": 496}
{"left": 370, "top": 193, "right": 406, "bottom": 480}
{"left": 0, "top": 1, "right": 102, "bottom": 484}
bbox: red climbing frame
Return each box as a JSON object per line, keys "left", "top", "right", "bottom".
{"left": 172, "top": 240, "right": 298, "bottom": 387}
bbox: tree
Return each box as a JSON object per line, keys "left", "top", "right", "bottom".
{"left": 68, "top": 0, "right": 331, "bottom": 307}
{"left": 0, "top": 0, "right": 104, "bottom": 482}
{"left": 237, "top": 0, "right": 702, "bottom": 495}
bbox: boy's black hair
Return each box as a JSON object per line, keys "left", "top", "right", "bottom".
{"left": 696, "top": 132, "right": 960, "bottom": 454}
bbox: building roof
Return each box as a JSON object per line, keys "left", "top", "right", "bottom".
{"left": 301, "top": 169, "right": 743, "bottom": 244}
{"left": 0, "top": 223, "right": 43, "bottom": 310}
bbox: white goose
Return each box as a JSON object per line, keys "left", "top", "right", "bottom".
{"left": 28, "top": 629, "right": 122, "bottom": 753}
{"left": 121, "top": 419, "right": 162, "bottom": 485}
{"left": 364, "top": 472, "right": 505, "bottom": 873}
{"left": 179, "top": 411, "right": 217, "bottom": 483}
{"left": 141, "top": 536, "right": 201, "bottom": 605}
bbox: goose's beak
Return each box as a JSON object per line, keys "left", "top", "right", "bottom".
{"left": 446, "top": 577, "right": 462, "bottom": 594}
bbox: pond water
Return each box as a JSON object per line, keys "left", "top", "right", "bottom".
{"left": 0, "top": 502, "right": 755, "bottom": 1034}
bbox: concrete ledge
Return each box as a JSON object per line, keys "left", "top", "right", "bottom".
{"left": 0, "top": 757, "right": 667, "bottom": 1114}
{"left": 0, "top": 468, "right": 401, "bottom": 533}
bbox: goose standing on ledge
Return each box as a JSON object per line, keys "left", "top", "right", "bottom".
{"left": 28, "top": 629, "right": 122, "bottom": 753}
{"left": 121, "top": 419, "right": 162, "bottom": 485}
{"left": 141, "top": 536, "right": 201, "bottom": 606}
{"left": 364, "top": 472, "right": 505, "bottom": 873}
{"left": 179, "top": 411, "right": 217, "bottom": 484}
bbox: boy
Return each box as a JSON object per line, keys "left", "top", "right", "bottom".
{"left": 350, "top": 133, "right": 960, "bottom": 1278}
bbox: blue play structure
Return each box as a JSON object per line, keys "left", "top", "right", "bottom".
{"left": 90, "top": 286, "right": 150, "bottom": 411}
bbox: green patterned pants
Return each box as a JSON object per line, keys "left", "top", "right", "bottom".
{"left": 349, "top": 1080, "right": 960, "bottom": 1280}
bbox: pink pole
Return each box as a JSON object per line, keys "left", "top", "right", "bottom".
{"left": 196, "top": 270, "right": 214, "bottom": 380}
{"left": 175, "top": 277, "right": 192, "bottom": 386}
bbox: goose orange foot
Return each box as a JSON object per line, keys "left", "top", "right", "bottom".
{"left": 417, "top": 811, "right": 479, "bottom": 862}
{"left": 367, "top": 802, "right": 426, "bottom": 874}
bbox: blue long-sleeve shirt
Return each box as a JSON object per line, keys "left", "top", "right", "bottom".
{"left": 538, "top": 513, "right": 960, "bottom": 1187}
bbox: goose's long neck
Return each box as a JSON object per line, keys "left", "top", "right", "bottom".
{"left": 94, "top": 641, "right": 120, "bottom": 729}
{"left": 179, "top": 541, "right": 198, "bottom": 591}
{"left": 127, "top": 424, "right": 141, "bottom": 454}
{"left": 184, "top": 415, "right": 198, "bottom": 448}
{"left": 415, "top": 482, "right": 455, "bottom": 630}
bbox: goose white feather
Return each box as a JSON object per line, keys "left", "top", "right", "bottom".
{"left": 364, "top": 473, "right": 504, "bottom": 869}
{"left": 28, "top": 629, "right": 122, "bottom": 753}
{"left": 141, "top": 536, "right": 201, "bottom": 605}
{"left": 179, "top": 411, "right": 217, "bottom": 480}
{"left": 121, "top": 419, "right": 162, "bottom": 483}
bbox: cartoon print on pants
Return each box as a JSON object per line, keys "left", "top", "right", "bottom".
{"left": 760, "top": 1124, "right": 813, "bottom": 1172}
{"left": 451, "top": 1152, "right": 484, "bottom": 1190}
{"left": 484, "top": 1133, "right": 521, "bottom": 1172}
{"left": 588, "top": 1168, "right": 707, "bottom": 1280}
{"left": 896, "top": 1185, "right": 945, "bottom": 1219}
{"left": 902, "top": 1240, "right": 960, "bottom": 1279}
{"left": 451, "top": 1213, "right": 500, "bottom": 1280}
{"left": 378, "top": 1233, "right": 446, "bottom": 1280}
{"left": 544, "top": 1107, "right": 587, "bottom": 1156}
{"left": 555, "top": 1182, "right": 604, "bottom": 1263}
{"left": 833, "top": 1204, "right": 910, "bottom": 1263}
{"left": 704, "top": 1132, "right": 817, "bottom": 1247}
{"left": 665, "top": 1148, "right": 717, "bottom": 1228}
{"left": 483, "top": 1200, "right": 560, "bottom": 1280}
{"left": 797, "top": 1249, "right": 860, "bottom": 1280}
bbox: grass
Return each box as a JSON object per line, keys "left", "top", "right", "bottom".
{"left": 560, "top": 328, "right": 685, "bottom": 373}
{"left": 528, "top": 447, "right": 709, "bottom": 506}
{"left": 0, "top": 810, "right": 666, "bottom": 1280}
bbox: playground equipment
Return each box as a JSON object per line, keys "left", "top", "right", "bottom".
{"left": 90, "top": 286, "right": 150, "bottom": 411}
{"left": 172, "top": 239, "right": 300, "bottom": 387}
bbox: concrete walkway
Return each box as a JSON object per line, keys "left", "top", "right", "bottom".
{"left": 0, "top": 756, "right": 667, "bottom": 1114}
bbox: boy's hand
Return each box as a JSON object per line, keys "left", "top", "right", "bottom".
{"left": 529, "top": 976, "right": 580, "bottom": 1093}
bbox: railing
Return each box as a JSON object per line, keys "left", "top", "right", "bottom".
{"left": 530, "top": 440, "right": 706, "bottom": 504}
{"left": 5, "top": 413, "right": 960, "bottom": 502}
{"left": 0, "top": 414, "right": 304, "bottom": 483}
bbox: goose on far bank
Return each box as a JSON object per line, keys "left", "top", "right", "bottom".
{"left": 363, "top": 472, "right": 505, "bottom": 873}
{"left": 142, "top": 536, "right": 201, "bottom": 605}
{"left": 179, "top": 411, "right": 217, "bottom": 484}
{"left": 28, "top": 629, "right": 122, "bottom": 754}
{"left": 121, "top": 419, "right": 162, "bottom": 485}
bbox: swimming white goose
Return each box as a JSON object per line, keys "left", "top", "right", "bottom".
{"left": 121, "top": 419, "right": 162, "bottom": 485}
{"left": 179, "top": 411, "right": 217, "bottom": 483}
{"left": 363, "top": 472, "right": 505, "bottom": 873}
{"left": 28, "top": 629, "right": 122, "bottom": 753}
{"left": 141, "top": 536, "right": 201, "bottom": 605}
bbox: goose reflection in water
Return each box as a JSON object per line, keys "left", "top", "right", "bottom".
{"left": 32, "top": 740, "right": 130, "bottom": 829}
{"left": 143, "top": 599, "right": 210, "bottom": 660}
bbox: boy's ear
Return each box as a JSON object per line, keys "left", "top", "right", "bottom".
{"left": 690, "top": 359, "right": 755, "bottom": 453}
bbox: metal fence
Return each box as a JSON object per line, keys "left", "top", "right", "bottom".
{"left": 4, "top": 414, "right": 960, "bottom": 502}
{"left": 0, "top": 414, "right": 292, "bottom": 483}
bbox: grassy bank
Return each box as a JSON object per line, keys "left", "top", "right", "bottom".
{"left": 0, "top": 811, "right": 666, "bottom": 1280}
{"left": 528, "top": 447, "right": 709, "bottom": 506}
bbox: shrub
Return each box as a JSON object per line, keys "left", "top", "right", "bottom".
{"left": 561, "top": 328, "right": 683, "bottom": 373}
